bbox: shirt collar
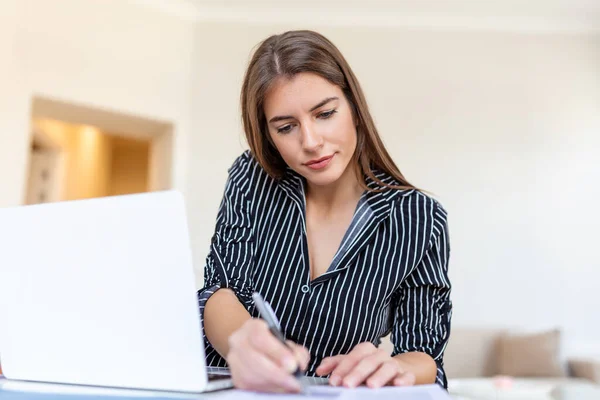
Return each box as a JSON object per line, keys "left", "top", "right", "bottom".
{"left": 278, "top": 166, "right": 414, "bottom": 219}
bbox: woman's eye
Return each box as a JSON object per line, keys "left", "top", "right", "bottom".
{"left": 318, "top": 109, "right": 337, "bottom": 119}
{"left": 277, "top": 124, "right": 293, "bottom": 134}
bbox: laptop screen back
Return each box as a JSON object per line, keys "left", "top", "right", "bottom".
{"left": 0, "top": 191, "right": 208, "bottom": 392}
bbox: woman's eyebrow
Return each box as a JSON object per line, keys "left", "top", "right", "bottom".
{"left": 309, "top": 96, "right": 338, "bottom": 112}
{"left": 268, "top": 96, "right": 339, "bottom": 124}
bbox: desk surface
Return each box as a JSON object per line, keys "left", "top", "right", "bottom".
{"left": 0, "top": 379, "right": 215, "bottom": 400}
{"left": 0, "top": 378, "right": 451, "bottom": 400}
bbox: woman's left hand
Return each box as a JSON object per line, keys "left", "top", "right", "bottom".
{"left": 315, "top": 342, "right": 416, "bottom": 389}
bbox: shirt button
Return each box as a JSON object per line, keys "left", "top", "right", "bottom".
{"left": 301, "top": 284, "right": 310, "bottom": 294}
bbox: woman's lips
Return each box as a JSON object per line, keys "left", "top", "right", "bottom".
{"left": 305, "top": 154, "right": 334, "bottom": 170}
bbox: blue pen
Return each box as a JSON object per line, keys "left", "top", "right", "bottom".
{"left": 252, "top": 292, "right": 306, "bottom": 385}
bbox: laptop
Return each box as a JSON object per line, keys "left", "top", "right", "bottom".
{"left": 0, "top": 191, "right": 232, "bottom": 393}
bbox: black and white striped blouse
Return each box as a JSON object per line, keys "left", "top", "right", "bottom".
{"left": 197, "top": 151, "right": 453, "bottom": 388}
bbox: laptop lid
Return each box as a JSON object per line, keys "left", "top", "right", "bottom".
{"left": 0, "top": 191, "right": 209, "bottom": 392}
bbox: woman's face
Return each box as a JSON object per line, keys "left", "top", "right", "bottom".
{"left": 264, "top": 72, "right": 358, "bottom": 188}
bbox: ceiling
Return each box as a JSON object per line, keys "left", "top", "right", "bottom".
{"left": 141, "top": 0, "right": 600, "bottom": 32}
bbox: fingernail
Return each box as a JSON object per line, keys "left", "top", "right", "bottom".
{"left": 284, "top": 357, "right": 298, "bottom": 373}
{"left": 344, "top": 378, "right": 356, "bottom": 388}
{"left": 329, "top": 375, "right": 340, "bottom": 386}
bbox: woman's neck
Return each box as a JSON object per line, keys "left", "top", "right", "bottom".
{"left": 305, "top": 165, "right": 364, "bottom": 215}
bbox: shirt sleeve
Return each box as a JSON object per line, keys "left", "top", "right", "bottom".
{"left": 197, "top": 162, "right": 256, "bottom": 344}
{"left": 391, "top": 201, "right": 452, "bottom": 388}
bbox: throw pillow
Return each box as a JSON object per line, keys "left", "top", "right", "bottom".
{"left": 496, "top": 329, "right": 566, "bottom": 377}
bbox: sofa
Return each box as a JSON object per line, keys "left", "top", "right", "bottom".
{"left": 440, "top": 328, "right": 599, "bottom": 399}
{"left": 380, "top": 328, "right": 600, "bottom": 399}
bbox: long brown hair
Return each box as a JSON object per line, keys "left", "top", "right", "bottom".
{"left": 240, "top": 30, "right": 415, "bottom": 191}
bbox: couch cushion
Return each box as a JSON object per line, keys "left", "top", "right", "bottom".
{"left": 568, "top": 358, "right": 600, "bottom": 384}
{"left": 496, "top": 329, "right": 566, "bottom": 377}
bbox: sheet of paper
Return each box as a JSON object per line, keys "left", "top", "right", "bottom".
{"left": 214, "top": 384, "right": 451, "bottom": 400}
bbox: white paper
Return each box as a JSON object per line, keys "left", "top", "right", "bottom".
{"left": 215, "top": 384, "right": 451, "bottom": 400}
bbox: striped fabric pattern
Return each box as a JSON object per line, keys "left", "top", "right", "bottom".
{"left": 198, "top": 151, "right": 453, "bottom": 388}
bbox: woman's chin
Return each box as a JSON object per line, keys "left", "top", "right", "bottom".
{"left": 302, "top": 169, "right": 344, "bottom": 187}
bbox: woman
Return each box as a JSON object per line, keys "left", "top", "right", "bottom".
{"left": 198, "top": 30, "right": 452, "bottom": 393}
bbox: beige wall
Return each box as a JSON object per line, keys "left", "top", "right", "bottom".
{"left": 32, "top": 120, "right": 151, "bottom": 199}
{"left": 148, "top": 130, "right": 173, "bottom": 192}
{"left": 109, "top": 137, "right": 150, "bottom": 196}
{"left": 0, "top": 0, "right": 29, "bottom": 206}
{"left": 187, "top": 22, "right": 600, "bottom": 356}
{"left": 73, "top": 126, "right": 112, "bottom": 200}
{"left": 0, "top": 0, "right": 194, "bottom": 207}
{"left": 33, "top": 119, "right": 112, "bottom": 201}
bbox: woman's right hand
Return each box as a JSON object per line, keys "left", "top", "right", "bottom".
{"left": 226, "top": 318, "right": 310, "bottom": 393}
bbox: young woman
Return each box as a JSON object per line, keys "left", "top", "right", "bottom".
{"left": 198, "top": 30, "right": 452, "bottom": 393}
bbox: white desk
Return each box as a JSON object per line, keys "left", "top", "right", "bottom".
{"left": 0, "top": 378, "right": 451, "bottom": 400}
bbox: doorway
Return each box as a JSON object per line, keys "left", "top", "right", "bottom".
{"left": 25, "top": 140, "right": 64, "bottom": 205}
{"left": 25, "top": 96, "right": 173, "bottom": 205}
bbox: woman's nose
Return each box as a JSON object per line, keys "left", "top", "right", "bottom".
{"left": 300, "top": 123, "right": 323, "bottom": 152}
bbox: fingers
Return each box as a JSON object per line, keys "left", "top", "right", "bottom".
{"left": 231, "top": 346, "right": 301, "bottom": 393}
{"left": 341, "top": 349, "right": 390, "bottom": 388}
{"left": 329, "top": 342, "right": 377, "bottom": 386}
{"left": 322, "top": 342, "right": 418, "bottom": 389}
{"left": 287, "top": 341, "right": 310, "bottom": 371}
{"left": 227, "top": 319, "right": 302, "bottom": 393}
{"left": 365, "top": 360, "right": 402, "bottom": 388}
{"left": 393, "top": 372, "right": 416, "bottom": 387}
{"left": 246, "top": 320, "right": 298, "bottom": 373}
{"left": 315, "top": 355, "right": 343, "bottom": 376}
